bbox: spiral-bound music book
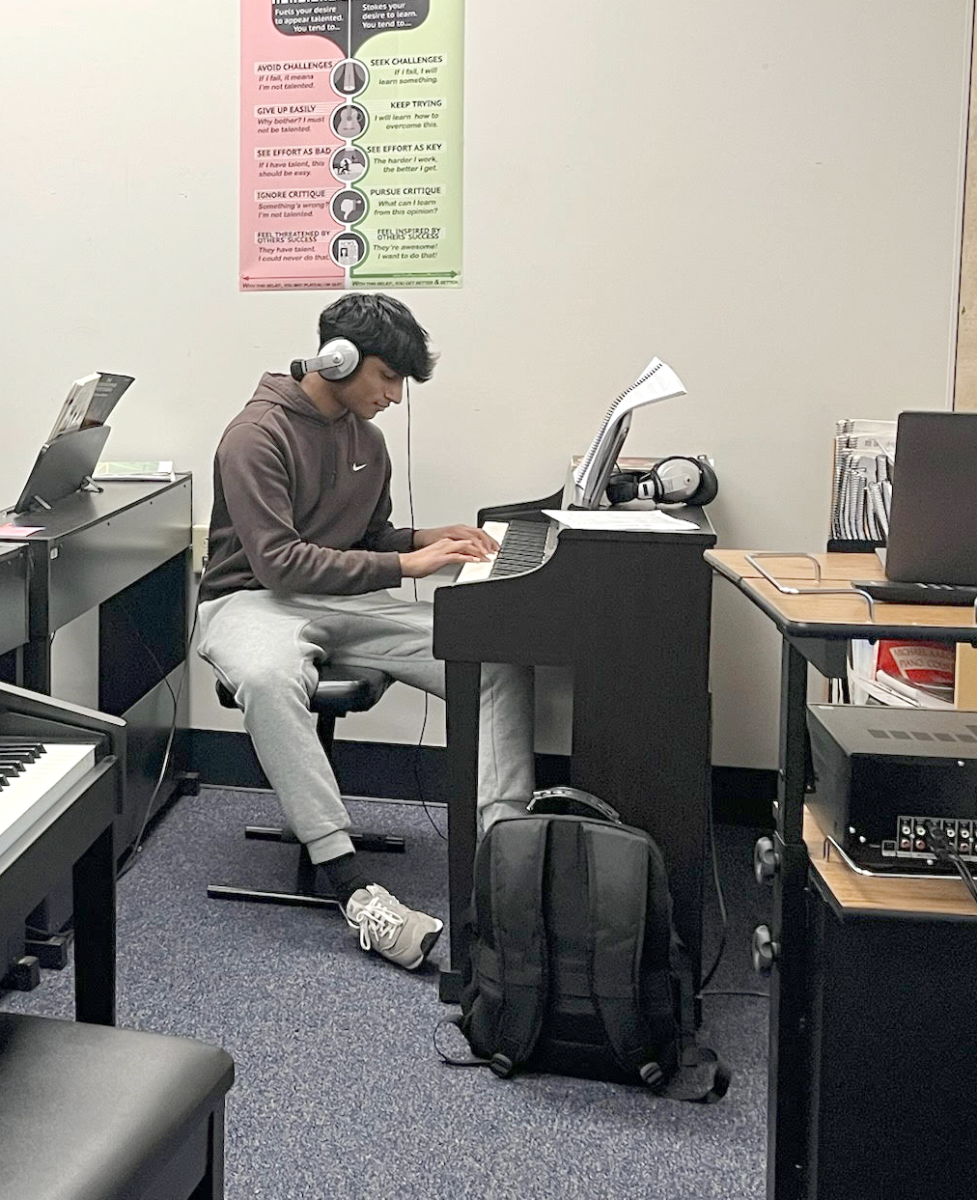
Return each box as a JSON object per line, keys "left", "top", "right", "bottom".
{"left": 571, "top": 358, "right": 686, "bottom": 509}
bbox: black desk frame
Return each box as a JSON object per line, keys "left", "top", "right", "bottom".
{"left": 713, "top": 573, "right": 977, "bottom": 1200}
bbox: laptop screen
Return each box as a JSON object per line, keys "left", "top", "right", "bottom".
{"left": 884, "top": 411, "right": 977, "bottom": 586}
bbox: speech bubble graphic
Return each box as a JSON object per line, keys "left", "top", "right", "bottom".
{"left": 272, "top": 1, "right": 430, "bottom": 57}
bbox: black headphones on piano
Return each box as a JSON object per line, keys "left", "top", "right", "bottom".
{"left": 605, "top": 455, "right": 719, "bottom": 507}
{"left": 290, "top": 337, "right": 362, "bottom": 383}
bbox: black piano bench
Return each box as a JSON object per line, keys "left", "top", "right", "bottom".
{"left": 208, "top": 663, "right": 404, "bottom": 910}
{"left": 0, "top": 1013, "right": 234, "bottom": 1200}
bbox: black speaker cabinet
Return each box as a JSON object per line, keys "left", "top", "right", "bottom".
{"left": 805, "top": 875, "right": 977, "bottom": 1200}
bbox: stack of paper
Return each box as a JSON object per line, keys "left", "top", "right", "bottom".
{"left": 542, "top": 509, "right": 698, "bottom": 533}
{"left": 830, "top": 419, "right": 895, "bottom": 542}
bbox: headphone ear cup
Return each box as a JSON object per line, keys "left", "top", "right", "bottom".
{"left": 688, "top": 457, "right": 719, "bottom": 506}
{"left": 605, "top": 472, "right": 639, "bottom": 506}
{"left": 317, "top": 337, "right": 361, "bottom": 380}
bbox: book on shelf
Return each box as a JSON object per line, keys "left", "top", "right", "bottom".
{"left": 848, "top": 638, "right": 956, "bottom": 709}
{"left": 830, "top": 418, "right": 896, "bottom": 544}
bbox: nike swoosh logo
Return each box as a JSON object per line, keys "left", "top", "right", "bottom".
{"left": 352, "top": 463, "right": 367, "bottom": 472}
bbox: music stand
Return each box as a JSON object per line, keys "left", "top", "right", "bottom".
{"left": 8, "top": 426, "right": 111, "bottom": 516}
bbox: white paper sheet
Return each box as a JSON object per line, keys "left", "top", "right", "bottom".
{"left": 543, "top": 509, "right": 698, "bottom": 532}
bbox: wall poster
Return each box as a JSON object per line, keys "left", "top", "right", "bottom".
{"left": 240, "top": 1, "right": 463, "bottom": 291}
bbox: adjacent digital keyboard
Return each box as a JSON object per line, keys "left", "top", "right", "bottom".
{"left": 0, "top": 737, "right": 96, "bottom": 860}
{"left": 0, "top": 680, "right": 124, "bottom": 1021}
{"left": 455, "top": 519, "right": 553, "bottom": 585}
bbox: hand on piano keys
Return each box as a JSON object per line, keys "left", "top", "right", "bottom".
{"left": 401, "top": 524, "right": 501, "bottom": 579}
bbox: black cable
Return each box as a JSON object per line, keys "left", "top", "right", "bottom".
{"left": 951, "top": 852, "right": 977, "bottom": 908}
{"left": 696, "top": 793, "right": 728, "bottom": 995}
{"left": 404, "top": 376, "right": 446, "bottom": 840}
{"left": 923, "top": 821, "right": 977, "bottom": 911}
{"left": 115, "top": 585, "right": 202, "bottom": 881}
{"left": 700, "top": 990, "right": 769, "bottom": 1000}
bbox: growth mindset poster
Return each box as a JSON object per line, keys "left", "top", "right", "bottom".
{"left": 240, "top": 1, "right": 463, "bottom": 290}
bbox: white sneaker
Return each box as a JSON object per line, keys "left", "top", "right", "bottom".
{"left": 344, "top": 884, "right": 443, "bottom": 970}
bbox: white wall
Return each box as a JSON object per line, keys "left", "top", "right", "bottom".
{"left": 1, "top": 0, "right": 971, "bottom": 767}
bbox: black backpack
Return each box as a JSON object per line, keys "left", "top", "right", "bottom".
{"left": 440, "top": 789, "right": 730, "bottom": 1102}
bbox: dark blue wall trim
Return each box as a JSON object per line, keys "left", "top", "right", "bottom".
{"left": 188, "top": 729, "right": 776, "bottom": 827}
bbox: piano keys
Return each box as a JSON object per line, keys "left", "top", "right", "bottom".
{"left": 455, "top": 520, "right": 554, "bottom": 585}
{"left": 0, "top": 738, "right": 98, "bottom": 861}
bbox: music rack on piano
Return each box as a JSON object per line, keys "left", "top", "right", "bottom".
{"left": 432, "top": 469, "right": 717, "bottom": 1008}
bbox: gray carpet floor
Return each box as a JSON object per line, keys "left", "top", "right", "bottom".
{"left": 2, "top": 788, "right": 771, "bottom": 1199}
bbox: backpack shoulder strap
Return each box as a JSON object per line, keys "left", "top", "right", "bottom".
{"left": 582, "top": 823, "right": 674, "bottom": 1081}
{"left": 583, "top": 823, "right": 732, "bottom": 1102}
{"left": 486, "top": 817, "right": 550, "bottom": 1076}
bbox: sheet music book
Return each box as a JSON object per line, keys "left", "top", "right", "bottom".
{"left": 572, "top": 358, "right": 687, "bottom": 509}
{"left": 83, "top": 373, "right": 134, "bottom": 427}
{"left": 47, "top": 372, "right": 135, "bottom": 440}
{"left": 48, "top": 374, "right": 100, "bottom": 439}
{"left": 93, "top": 460, "right": 174, "bottom": 481}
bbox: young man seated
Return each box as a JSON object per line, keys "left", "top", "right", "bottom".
{"left": 198, "top": 294, "right": 535, "bottom": 970}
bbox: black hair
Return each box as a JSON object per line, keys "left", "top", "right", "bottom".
{"left": 317, "top": 293, "right": 437, "bottom": 382}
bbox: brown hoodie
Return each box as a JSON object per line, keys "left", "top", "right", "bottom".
{"left": 199, "top": 373, "right": 413, "bottom": 603}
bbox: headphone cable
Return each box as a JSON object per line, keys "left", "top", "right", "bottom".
{"left": 405, "top": 376, "right": 446, "bottom": 840}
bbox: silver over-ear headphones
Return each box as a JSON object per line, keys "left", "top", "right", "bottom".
{"left": 290, "top": 337, "right": 362, "bottom": 382}
{"left": 605, "top": 455, "right": 719, "bottom": 507}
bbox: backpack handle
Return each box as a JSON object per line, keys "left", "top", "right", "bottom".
{"left": 527, "top": 786, "right": 620, "bottom": 823}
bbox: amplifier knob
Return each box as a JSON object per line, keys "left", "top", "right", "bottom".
{"left": 753, "top": 837, "right": 780, "bottom": 885}
{"left": 751, "top": 925, "right": 779, "bottom": 976}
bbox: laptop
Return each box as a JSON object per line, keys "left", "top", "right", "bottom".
{"left": 884, "top": 411, "right": 977, "bottom": 586}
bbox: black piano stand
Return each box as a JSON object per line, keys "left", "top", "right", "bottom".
{"left": 207, "top": 825, "right": 405, "bottom": 910}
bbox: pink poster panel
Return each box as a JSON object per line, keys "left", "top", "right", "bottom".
{"left": 240, "top": 5, "right": 348, "bottom": 291}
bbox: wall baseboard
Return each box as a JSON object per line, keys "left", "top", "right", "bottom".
{"left": 188, "top": 729, "right": 776, "bottom": 827}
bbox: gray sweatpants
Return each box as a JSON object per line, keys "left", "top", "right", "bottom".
{"left": 197, "top": 589, "right": 535, "bottom": 864}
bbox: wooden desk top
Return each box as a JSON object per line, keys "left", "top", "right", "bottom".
{"left": 708, "top": 549, "right": 885, "bottom": 583}
{"left": 804, "top": 807, "right": 977, "bottom": 920}
{"left": 706, "top": 549, "right": 977, "bottom": 643}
